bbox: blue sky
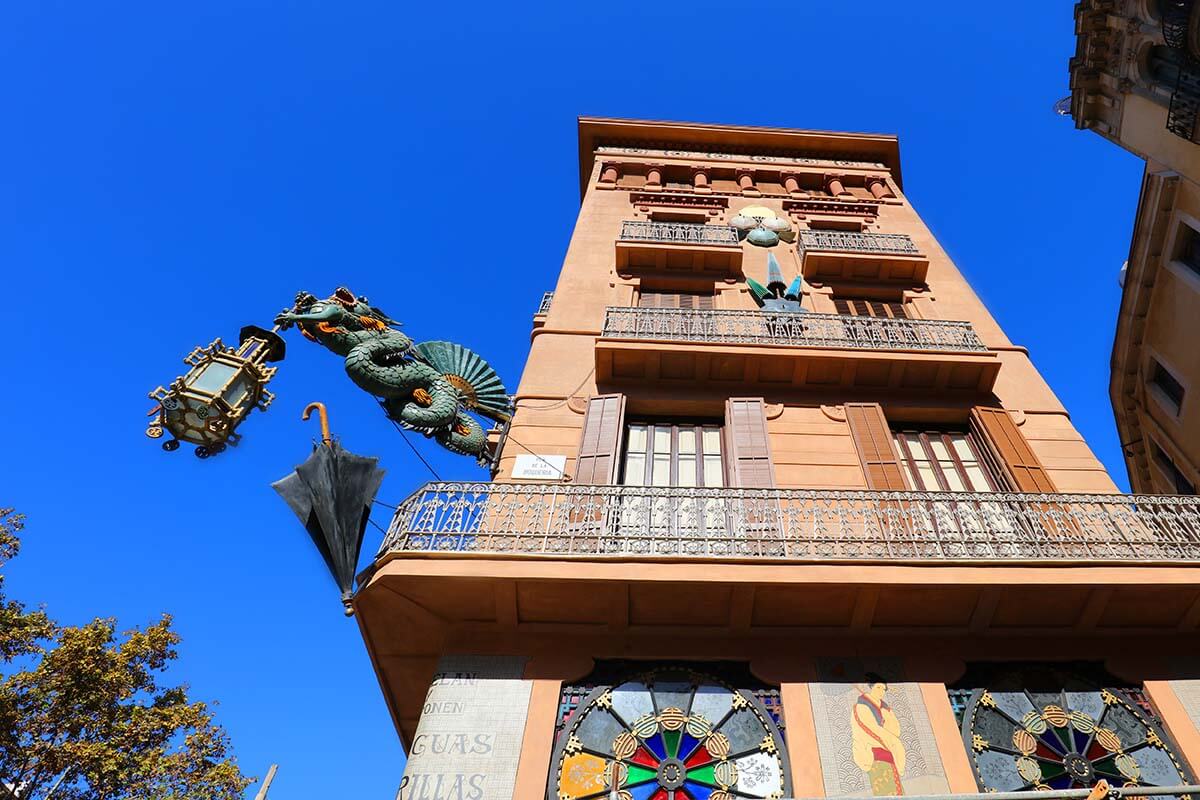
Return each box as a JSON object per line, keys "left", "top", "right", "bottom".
{"left": 0, "top": 2, "right": 1140, "bottom": 797}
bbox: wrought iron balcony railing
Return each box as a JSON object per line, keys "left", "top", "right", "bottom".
{"left": 1160, "top": 0, "right": 1194, "bottom": 51}
{"left": 381, "top": 483, "right": 1200, "bottom": 564}
{"left": 796, "top": 230, "right": 920, "bottom": 256}
{"left": 601, "top": 307, "right": 988, "bottom": 352}
{"left": 1168, "top": 58, "right": 1200, "bottom": 141}
{"left": 537, "top": 291, "right": 554, "bottom": 315}
{"left": 619, "top": 220, "right": 740, "bottom": 246}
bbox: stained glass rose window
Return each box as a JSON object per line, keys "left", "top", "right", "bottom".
{"left": 550, "top": 667, "right": 790, "bottom": 800}
{"left": 962, "top": 687, "right": 1192, "bottom": 796}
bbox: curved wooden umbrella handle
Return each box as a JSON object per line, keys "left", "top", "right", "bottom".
{"left": 301, "top": 402, "right": 332, "bottom": 446}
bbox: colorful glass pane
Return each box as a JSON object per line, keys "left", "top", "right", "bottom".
{"left": 626, "top": 764, "right": 658, "bottom": 785}
{"left": 736, "top": 751, "right": 786, "bottom": 797}
{"left": 559, "top": 753, "right": 608, "bottom": 797}
{"left": 629, "top": 783, "right": 659, "bottom": 800}
{"left": 677, "top": 731, "right": 702, "bottom": 761}
{"left": 613, "top": 681, "right": 654, "bottom": 722}
{"left": 550, "top": 668, "right": 789, "bottom": 800}
{"left": 684, "top": 746, "right": 712, "bottom": 769}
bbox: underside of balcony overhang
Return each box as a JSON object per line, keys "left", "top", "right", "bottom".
{"left": 594, "top": 338, "right": 1000, "bottom": 393}
{"left": 615, "top": 239, "right": 743, "bottom": 276}
{"left": 801, "top": 249, "right": 929, "bottom": 283}
{"left": 354, "top": 554, "right": 1200, "bottom": 747}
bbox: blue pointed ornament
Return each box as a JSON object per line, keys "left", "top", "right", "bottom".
{"left": 766, "top": 252, "right": 786, "bottom": 294}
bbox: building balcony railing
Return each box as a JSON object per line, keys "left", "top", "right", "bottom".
{"left": 1168, "top": 58, "right": 1200, "bottom": 141}
{"left": 382, "top": 483, "right": 1200, "bottom": 564}
{"left": 795, "top": 230, "right": 927, "bottom": 282}
{"left": 615, "top": 220, "right": 743, "bottom": 276}
{"left": 1160, "top": 0, "right": 1194, "bottom": 51}
{"left": 797, "top": 229, "right": 920, "bottom": 256}
{"left": 618, "top": 220, "right": 740, "bottom": 246}
{"left": 601, "top": 306, "right": 987, "bottom": 352}
{"left": 536, "top": 290, "right": 554, "bottom": 315}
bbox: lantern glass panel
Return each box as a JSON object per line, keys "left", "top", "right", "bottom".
{"left": 225, "top": 375, "right": 253, "bottom": 410}
{"left": 191, "top": 362, "right": 238, "bottom": 395}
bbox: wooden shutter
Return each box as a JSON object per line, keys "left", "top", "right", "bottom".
{"left": 638, "top": 292, "right": 662, "bottom": 308}
{"left": 724, "top": 398, "right": 775, "bottom": 487}
{"left": 834, "top": 298, "right": 908, "bottom": 319}
{"left": 845, "top": 403, "right": 908, "bottom": 490}
{"left": 970, "top": 407, "right": 1056, "bottom": 493}
{"left": 640, "top": 291, "right": 714, "bottom": 310}
{"left": 574, "top": 394, "right": 626, "bottom": 484}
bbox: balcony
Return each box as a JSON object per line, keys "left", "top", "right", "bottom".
{"left": 603, "top": 306, "right": 986, "bottom": 351}
{"left": 1168, "top": 58, "right": 1200, "bottom": 142}
{"left": 383, "top": 483, "right": 1200, "bottom": 564}
{"left": 356, "top": 482, "right": 1200, "bottom": 740}
{"left": 615, "top": 220, "right": 743, "bottom": 276}
{"left": 797, "top": 230, "right": 929, "bottom": 283}
{"left": 596, "top": 307, "right": 999, "bottom": 393}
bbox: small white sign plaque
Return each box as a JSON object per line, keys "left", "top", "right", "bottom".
{"left": 511, "top": 454, "right": 566, "bottom": 480}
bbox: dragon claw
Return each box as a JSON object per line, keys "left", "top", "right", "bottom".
{"left": 412, "top": 388, "right": 433, "bottom": 406}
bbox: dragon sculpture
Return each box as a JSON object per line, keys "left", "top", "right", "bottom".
{"left": 274, "top": 288, "right": 511, "bottom": 465}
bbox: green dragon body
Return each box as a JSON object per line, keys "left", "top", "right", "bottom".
{"left": 274, "top": 289, "right": 508, "bottom": 464}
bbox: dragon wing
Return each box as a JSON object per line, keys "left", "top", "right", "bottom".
{"left": 412, "top": 341, "right": 511, "bottom": 422}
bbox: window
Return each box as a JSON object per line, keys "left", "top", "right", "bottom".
{"left": 638, "top": 290, "right": 714, "bottom": 310}
{"left": 1147, "top": 44, "right": 1184, "bottom": 90}
{"left": 806, "top": 218, "right": 864, "bottom": 232}
{"left": 621, "top": 422, "right": 724, "bottom": 486}
{"left": 551, "top": 665, "right": 790, "bottom": 800}
{"left": 833, "top": 298, "right": 910, "bottom": 319}
{"left": 891, "top": 428, "right": 1002, "bottom": 492}
{"left": 1176, "top": 222, "right": 1200, "bottom": 278}
{"left": 1150, "top": 358, "right": 1186, "bottom": 414}
{"left": 1153, "top": 441, "right": 1196, "bottom": 494}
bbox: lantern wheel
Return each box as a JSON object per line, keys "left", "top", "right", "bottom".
{"left": 162, "top": 440, "right": 180, "bottom": 452}
{"left": 194, "top": 446, "right": 210, "bottom": 459}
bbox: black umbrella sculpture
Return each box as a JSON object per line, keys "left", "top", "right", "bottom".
{"left": 272, "top": 403, "right": 386, "bottom": 614}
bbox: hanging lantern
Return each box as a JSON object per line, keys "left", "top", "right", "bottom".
{"left": 146, "top": 325, "right": 286, "bottom": 458}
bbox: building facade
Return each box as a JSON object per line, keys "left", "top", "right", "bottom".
{"left": 360, "top": 118, "right": 1200, "bottom": 800}
{"left": 1071, "top": 0, "right": 1200, "bottom": 494}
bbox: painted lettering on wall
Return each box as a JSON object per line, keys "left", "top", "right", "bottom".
{"left": 411, "top": 733, "right": 494, "bottom": 755}
{"left": 398, "top": 772, "right": 487, "bottom": 800}
{"left": 422, "top": 700, "right": 467, "bottom": 715}
{"left": 400, "top": 656, "right": 531, "bottom": 800}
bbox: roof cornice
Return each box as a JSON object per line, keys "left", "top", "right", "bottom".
{"left": 577, "top": 116, "right": 903, "bottom": 201}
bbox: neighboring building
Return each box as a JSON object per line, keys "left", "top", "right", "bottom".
{"left": 362, "top": 118, "right": 1200, "bottom": 800}
{"left": 1071, "top": 0, "right": 1200, "bottom": 493}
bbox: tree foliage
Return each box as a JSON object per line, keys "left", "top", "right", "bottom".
{"left": 0, "top": 508, "right": 253, "bottom": 799}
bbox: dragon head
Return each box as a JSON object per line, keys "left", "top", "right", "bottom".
{"left": 275, "top": 287, "right": 402, "bottom": 349}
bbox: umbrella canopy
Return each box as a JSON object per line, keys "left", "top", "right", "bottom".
{"left": 272, "top": 439, "right": 385, "bottom": 611}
